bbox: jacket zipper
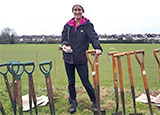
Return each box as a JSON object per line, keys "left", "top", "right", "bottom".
{"left": 68, "top": 27, "right": 74, "bottom": 64}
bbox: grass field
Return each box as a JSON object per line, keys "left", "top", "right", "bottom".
{"left": 0, "top": 44, "right": 160, "bottom": 115}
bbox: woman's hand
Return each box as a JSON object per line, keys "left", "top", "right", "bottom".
{"left": 95, "top": 49, "right": 102, "bottom": 55}
{"left": 59, "top": 45, "right": 73, "bottom": 53}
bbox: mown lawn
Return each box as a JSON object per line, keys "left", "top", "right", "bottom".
{"left": 0, "top": 44, "right": 160, "bottom": 115}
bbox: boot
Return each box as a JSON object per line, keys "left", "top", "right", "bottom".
{"left": 91, "top": 102, "right": 98, "bottom": 112}
{"left": 68, "top": 100, "right": 77, "bottom": 114}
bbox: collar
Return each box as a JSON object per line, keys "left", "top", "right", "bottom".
{"left": 67, "top": 17, "right": 88, "bottom": 26}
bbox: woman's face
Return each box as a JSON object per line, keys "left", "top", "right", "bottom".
{"left": 73, "top": 5, "right": 83, "bottom": 20}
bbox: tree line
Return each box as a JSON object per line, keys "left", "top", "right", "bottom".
{"left": 1, "top": 27, "right": 160, "bottom": 44}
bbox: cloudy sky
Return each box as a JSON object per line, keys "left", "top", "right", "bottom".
{"left": 0, "top": 0, "right": 160, "bottom": 35}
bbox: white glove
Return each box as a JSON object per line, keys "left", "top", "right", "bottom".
{"left": 95, "top": 49, "right": 102, "bottom": 55}
{"left": 62, "top": 45, "right": 73, "bottom": 53}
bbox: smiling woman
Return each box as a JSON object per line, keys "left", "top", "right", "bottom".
{"left": 60, "top": 1, "right": 103, "bottom": 114}
{"left": 72, "top": 5, "right": 84, "bottom": 28}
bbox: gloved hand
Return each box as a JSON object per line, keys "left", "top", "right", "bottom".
{"left": 62, "top": 45, "right": 73, "bottom": 53}
{"left": 95, "top": 49, "right": 102, "bottom": 55}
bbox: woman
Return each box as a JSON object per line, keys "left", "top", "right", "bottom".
{"left": 61, "top": 3, "right": 103, "bottom": 114}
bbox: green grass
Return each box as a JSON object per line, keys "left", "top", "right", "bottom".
{"left": 0, "top": 44, "right": 160, "bottom": 115}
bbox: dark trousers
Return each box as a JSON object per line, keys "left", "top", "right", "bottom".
{"left": 64, "top": 62, "right": 96, "bottom": 103}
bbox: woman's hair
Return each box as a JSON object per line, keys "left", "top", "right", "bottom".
{"left": 72, "top": 4, "right": 84, "bottom": 13}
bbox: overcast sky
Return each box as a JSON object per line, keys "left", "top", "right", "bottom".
{"left": 0, "top": 0, "right": 160, "bottom": 35}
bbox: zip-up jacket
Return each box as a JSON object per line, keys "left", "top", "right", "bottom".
{"left": 61, "top": 17, "right": 103, "bottom": 64}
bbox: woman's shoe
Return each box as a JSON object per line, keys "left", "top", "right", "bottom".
{"left": 91, "top": 102, "right": 98, "bottom": 112}
{"left": 68, "top": 100, "right": 77, "bottom": 114}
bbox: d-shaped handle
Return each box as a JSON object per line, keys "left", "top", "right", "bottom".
{"left": 0, "top": 63, "right": 8, "bottom": 76}
{"left": 39, "top": 60, "right": 52, "bottom": 78}
{"left": 11, "top": 62, "right": 24, "bottom": 80}
{"left": 24, "top": 61, "right": 35, "bottom": 75}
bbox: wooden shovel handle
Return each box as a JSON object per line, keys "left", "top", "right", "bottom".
{"left": 4, "top": 77, "right": 13, "bottom": 104}
{"left": 153, "top": 49, "right": 160, "bottom": 64}
{"left": 86, "top": 50, "right": 97, "bottom": 89}
{"left": 17, "top": 80, "right": 23, "bottom": 110}
{"left": 116, "top": 56, "right": 126, "bottom": 114}
{"left": 113, "top": 53, "right": 125, "bottom": 57}
{"left": 108, "top": 51, "right": 118, "bottom": 56}
{"left": 108, "top": 51, "right": 119, "bottom": 87}
{"left": 124, "top": 51, "right": 134, "bottom": 55}
{"left": 125, "top": 52, "right": 134, "bottom": 86}
{"left": 134, "top": 50, "right": 145, "bottom": 67}
{"left": 86, "top": 50, "right": 97, "bottom": 68}
{"left": 30, "top": 78, "right": 37, "bottom": 102}
{"left": 46, "top": 76, "right": 54, "bottom": 103}
{"left": 135, "top": 50, "right": 144, "bottom": 54}
{"left": 153, "top": 49, "right": 160, "bottom": 53}
{"left": 86, "top": 50, "right": 96, "bottom": 54}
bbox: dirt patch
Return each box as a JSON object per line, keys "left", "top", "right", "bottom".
{"left": 100, "top": 86, "right": 113, "bottom": 98}
{"left": 101, "top": 99, "right": 114, "bottom": 110}
{"left": 136, "top": 89, "right": 160, "bottom": 97}
{"left": 149, "top": 89, "right": 160, "bottom": 97}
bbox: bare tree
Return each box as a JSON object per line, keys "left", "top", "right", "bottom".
{"left": 0, "top": 27, "right": 17, "bottom": 44}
